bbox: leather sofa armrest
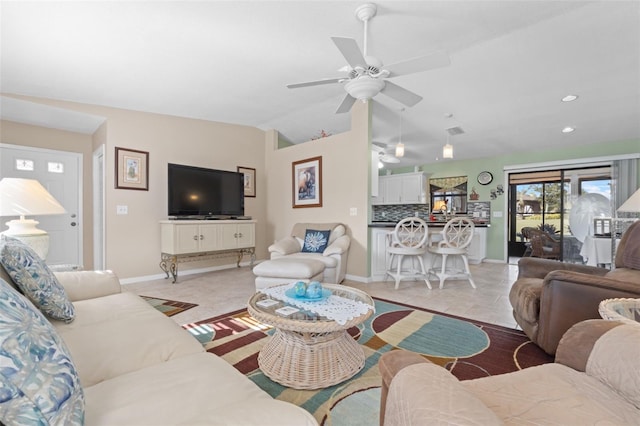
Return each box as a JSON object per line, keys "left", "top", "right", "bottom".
{"left": 384, "top": 362, "right": 503, "bottom": 426}
{"left": 323, "top": 235, "right": 350, "bottom": 256}
{"left": 268, "top": 236, "right": 301, "bottom": 256}
{"left": 517, "top": 257, "right": 607, "bottom": 280}
{"left": 536, "top": 271, "right": 640, "bottom": 354}
{"left": 555, "top": 319, "right": 625, "bottom": 372}
{"left": 54, "top": 270, "right": 122, "bottom": 302}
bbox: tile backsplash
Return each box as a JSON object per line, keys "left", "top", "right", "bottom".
{"left": 372, "top": 204, "right": 431, "bottom": 222}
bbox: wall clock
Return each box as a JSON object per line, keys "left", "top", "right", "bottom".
{"left": 477, "top": 171, "right": 493, "bottom": 185}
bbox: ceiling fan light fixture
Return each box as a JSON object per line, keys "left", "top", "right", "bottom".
{"left": 345, "top": 76, "right": 385, "bottom": 101}
{"left": 443, "top": 143, "right": 453, "bottom": 159}
{"left": 395, "top": 142, "right": 405, "bottom": 157}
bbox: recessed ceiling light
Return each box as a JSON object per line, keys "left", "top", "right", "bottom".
{"left": 561, "top": 95, "right": 578, "bottom": 102}
{"left": 562, "top": 126, "right": 575, "bottom": 133}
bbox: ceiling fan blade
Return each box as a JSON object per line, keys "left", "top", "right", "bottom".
{"left": 380, "top": 81, "right": 423, "bottom": 107}
{"left": 335, "top": 93, "right": 357, "bottom": 114}
{"left": 331, "top": 37, "right": 367, "bottom": 69}
{"left": 385, "top": 51, "right": 451, "bottom": 78}
{"left": 380, "top": 154, "right": 400, "bottom": 163}
{"left": 287, "top": 77, "right": 344, "bottom": 89}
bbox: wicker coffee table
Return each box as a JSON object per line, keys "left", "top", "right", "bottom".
{"left": 247, "top": 283, "right": 374, "bottom": 390}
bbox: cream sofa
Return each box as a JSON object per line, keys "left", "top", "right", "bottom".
{"left": 268, "top": 222, "right": 351, "bottom": 284}
{"left": 379, "top": 319, "right": 640, "bottom": 425}
{"left": 0, "top": 267, "right": 317, "bottom": 425}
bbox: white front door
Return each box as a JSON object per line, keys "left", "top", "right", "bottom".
{"left": 0, "top": 144, "right": 82, "bottom": 266}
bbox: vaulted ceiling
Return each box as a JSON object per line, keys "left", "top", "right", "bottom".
{"left": 1, "top": 1, "right": 639, "bottom": 167}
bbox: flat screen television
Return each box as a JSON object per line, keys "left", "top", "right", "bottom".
{"left": 168, "top": 163, "right": 244, "bottom": 218}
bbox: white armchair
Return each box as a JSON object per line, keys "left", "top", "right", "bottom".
{"left": 268, "top": 223, "right": 351, "bottom": 283}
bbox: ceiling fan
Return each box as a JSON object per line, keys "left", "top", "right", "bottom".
{"left": 372, "top": 142, "right": 400, "bottom": 165}
{"left": 287, "top": 3, "right": 451, "bottom": 114}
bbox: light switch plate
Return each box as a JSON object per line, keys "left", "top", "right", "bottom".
{"left": 493, "top": 211, "right": 502, "bottom": 218}
{"left": 350, "top": 207, "right": 357, "bottom": 216}
{"left": 116, "top": 205, "right": 128, "bottom": 215}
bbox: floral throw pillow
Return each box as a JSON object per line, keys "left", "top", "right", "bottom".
{"left": 0, "top": 235, "right": 75, "bottom": 323}
{"left": 0, "top": 278, "right": 85, "bottom": 425}
{"left": 301, "top": 229, "right": 331, "bottom": 253}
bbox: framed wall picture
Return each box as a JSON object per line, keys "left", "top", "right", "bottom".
{"left": 115, "top": 147, "right": 149, "bottom": 190}
{"left": 237, "top": 166, "right": 256, "bottom": 197}
{"left": 292, "top": 156, "right": 322, "bottom": 208}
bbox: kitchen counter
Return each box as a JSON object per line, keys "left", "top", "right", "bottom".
{"left": 369, "top": 219, "right": 489, "bottom": 279}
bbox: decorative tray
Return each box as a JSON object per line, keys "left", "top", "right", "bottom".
{"left": 284, "top": 288, "right": 332, "bottom": 302}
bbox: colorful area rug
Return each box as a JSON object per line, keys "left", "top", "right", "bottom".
{"left": 194, "top": 298, "right": 554, "bottom": 425}
{"left": 140, "top": 295, "right": 197, "bottom": 317}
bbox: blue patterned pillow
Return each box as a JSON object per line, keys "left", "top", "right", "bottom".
{"left": 0, "top": 235, "right": 75, "bottom": 323}
{"left": 0, "top": 278, "right": 84, "bottom": 425}
{"left": 301, "top": 229, "right": 331, "bottom": 253}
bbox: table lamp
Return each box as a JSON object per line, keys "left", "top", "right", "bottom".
{"left": 617, "top": 188, "right": 640, "bottom": 214}
{"left": 0, "top": 177, "right": 67, "bottom": 259}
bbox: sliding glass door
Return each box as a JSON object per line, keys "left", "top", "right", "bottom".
{"left": 508, "top": 166, "right": 611, "bottom": 262}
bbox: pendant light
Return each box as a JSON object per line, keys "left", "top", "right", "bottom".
{"left": 395, "top": 108, "right": 405, "bottom": 158}
{"left": 442, "top": 133, "right": 453, "bottom": 159}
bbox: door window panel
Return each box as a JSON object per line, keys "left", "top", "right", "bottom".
{"left": 48, "top": 162, "right": 64, "bottom": 174}
{"left": 15, "top": 159, "right": 34, "bottom": 171}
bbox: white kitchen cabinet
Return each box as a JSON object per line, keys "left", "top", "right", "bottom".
{"left": 383, "top": 175, "right": 403, "bottom": 204}
{"left": 371, "top": 227, "right": 392, "bottom": 278}
{"left": 372, "top": 177, "right": 385, "bottom": 205}
{"left": 400, "top": 173, "right": 425, "bottom": 204}
{"left": 373, "top": 172, "right": 426, "bottom": 205}
{"left": 467, "top": 227, "right": 487, "bottom": 264}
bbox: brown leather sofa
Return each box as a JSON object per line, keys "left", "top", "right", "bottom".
{"left": 509, "top": 220, "right": 640, "bottom": 355}
{"left": 378, "top": 319, "right": 640, "bottom": 425}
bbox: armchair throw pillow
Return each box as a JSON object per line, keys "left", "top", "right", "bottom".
{"left": 301, "top": 229, "right": 331, "bottom": 253}
{"left": 0, "top": 235, "right": 75, "bottom": 323}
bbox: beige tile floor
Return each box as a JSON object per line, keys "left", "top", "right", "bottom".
{"left": 125, "top": 261, "right": 521, "bottom": 329}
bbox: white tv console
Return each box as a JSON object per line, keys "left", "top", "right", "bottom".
{"left": 159, "top": 219, "right": 256, "bottom": 283}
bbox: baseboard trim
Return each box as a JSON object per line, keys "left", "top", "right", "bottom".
{"left": 120, "top": 261, "right": 255, "bottom": 285}
{"left": 344, "top": 273, "right": 369, "bottom": 283}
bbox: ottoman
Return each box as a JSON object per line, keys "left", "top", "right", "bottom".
{"left": 253, "top": 258, "right": 325, "bottom": 290}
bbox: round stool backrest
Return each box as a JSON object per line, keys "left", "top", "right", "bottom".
{"left": 393, "top": 217, "right": 428, "bottom": 248}
{"left": 441, "top": 217, "right": 475, "bottom": 249}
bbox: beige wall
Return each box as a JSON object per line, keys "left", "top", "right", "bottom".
{"left": 265, "top": 101, "right": 372, "bottom": 278}
{"left": 1, "top": 96, "right": 373, "bottom": 280}
{"left": 1, "top": 97, "right": 268, "bottom": 279}
{"left": 0, "top": 120, "right": 96, "bottom": 269}
{"left": 98, "top": 109, "right": 267, "bottom": 278}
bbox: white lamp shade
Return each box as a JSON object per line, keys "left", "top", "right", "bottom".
{"left": 395, "top": 143, "right": 405, "bottom": 157}
{"left": 618, "top": 188, "right": 640, "bottom": 212}
{"left": 443, "top": 143, "right": 453, "bottom": 159}
{"left": 0, "top": 178, "right": 66, "bottom": 217}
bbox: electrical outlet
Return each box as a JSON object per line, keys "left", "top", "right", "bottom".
{"left": 116, "top": 205, "right": 128, "bottom": 215}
